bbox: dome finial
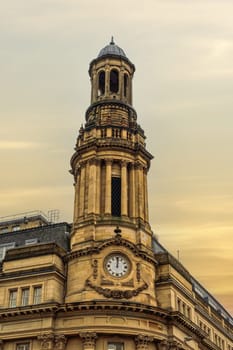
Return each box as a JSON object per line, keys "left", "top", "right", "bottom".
{"left": 110, "top": 36, "right": 115, "bottom": 45}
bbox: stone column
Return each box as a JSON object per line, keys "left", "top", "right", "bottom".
{"left": 88, "top": 159, "right": 97, "bottom": 214}
{"left": 92, "top": 70, "right": 97, "bottom": 102}
{"left": 135, "top": 334, "right": 154, "bottom": 350}
{"left": 84, "top": 161, "right": 90, "bottom": 215}
{"left": 79, "top": 162, "right": 86, "bottom": 217}
{"left": 105, "top": 66, "right": 110, "bottom": 96}
{"left": 143, "top": 167, "right": 149, "bottom": 222}
{"left": 119, "top": 67, "right": 124, "bottom": 99}
{"left": 38, "top": 333, "right": 54, "bottom": 350}
{"left": 73, "top": 167, "right": 80, "bottom": 222}
{"left": 129, "top": 163, "right": 136, "bottom": 218}
{"left": 95, "top": 159, "right": 101, "bottom": 215}
{"left": 121, "top": 161, "right": 128, "bottom": 216}
{"left": 80, "top": 332, "right": 98, "bottom": 350}
{"left": 105, "top": 160, "right": 112, "bottom": 215}
{"left": 135, "top": 163, "right": 144, "bottom": 220}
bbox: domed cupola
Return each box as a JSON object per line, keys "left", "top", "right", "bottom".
{"left": 88, "top": 38, "right": 135, "bottom": 108}
{"left": 97, "top": 37, "right": 133, "bottom": 66}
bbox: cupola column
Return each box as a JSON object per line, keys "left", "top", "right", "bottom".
{"left": 105, "top": 66, "right": 110, "bottom": 97}
{"left": 121, "top": 160, "right": 128, "bottom": 216}
{"left": 105, "top": 159, "right": 112, "bottom": 215}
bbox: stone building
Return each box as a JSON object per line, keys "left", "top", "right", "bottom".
{"left": 0, "top": 40, "right": 232, "bottom": 350}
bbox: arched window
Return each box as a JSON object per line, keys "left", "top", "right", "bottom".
{"left": 98, "top": 71, "right": 105, "bottom": 95}
{"left": 110, "top": 69, "right": 119, "bottom": 93}
{"left": 124, "top": 74, "right": 128, "bottom": 97}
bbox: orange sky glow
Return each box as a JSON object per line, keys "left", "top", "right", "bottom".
{"left": 0, "top": 0, "right": 232, "bottom": 315}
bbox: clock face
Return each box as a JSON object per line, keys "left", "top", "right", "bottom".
{"left": 105, "top": 254, "right": 130, "bottom": 277}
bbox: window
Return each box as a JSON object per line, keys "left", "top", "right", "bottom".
{"left": 0, "top": 242, "right": 16, "bottom": 261}
{"left": 9, "top": 289, "right": 17, "bottom": 308}
{"left": 21, "top": 288, "right": 30, "bottom": 306}
{"left": 98, "top": 71, "right": 105, "bottom": 95}
{"left": 108, "top": 343, "right": 124, "bottom": 350}
{"left": 110, "top": 69, "right": 119, "bottom": 93}
{"left": 33, "top": 286, "right": 42, "bottom": 304}
{"left": 111, "top": 177, "right": 121, "bottom": 216}
{"left": 16, "top": 343, "right": 30, "bottom": 350}
{"left": 124, "top": 74, "right": 128, "bottom": 97}
{"left": 25, "top": 238, "right": 38, "bottom": 245}
{"left": 0, "top": 226, "right": 9, "bottom": 234}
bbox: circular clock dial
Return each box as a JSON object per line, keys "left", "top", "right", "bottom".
{"left": 105, "top": 254, "right": 130, "bottom": 277}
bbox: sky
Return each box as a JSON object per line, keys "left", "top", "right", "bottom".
{"left": 0, "top": 0, "right": 232, "bottom": 314}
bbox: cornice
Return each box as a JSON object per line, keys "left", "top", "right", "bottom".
{"left": 66, "top": 235, "right": 156, "bottom": 264}
{"left": 4, "top": 242, "right": 67, "bottom": 262}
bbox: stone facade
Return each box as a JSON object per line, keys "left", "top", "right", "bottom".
{"left": 0, "top": 40, "right": 232, "bottom": 350}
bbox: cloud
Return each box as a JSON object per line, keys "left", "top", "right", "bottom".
{"left": 0, "top": 141, "right": 41, "bottom": 150}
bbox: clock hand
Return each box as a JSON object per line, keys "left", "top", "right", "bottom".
{"left": 116, "top": 256, "right": 119, "bottom": 268}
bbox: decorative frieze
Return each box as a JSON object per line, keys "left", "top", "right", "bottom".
{"left": 86, "top": 278, "right": 148, "bottom": 299}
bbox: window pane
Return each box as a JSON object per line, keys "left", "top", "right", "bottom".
{"left": 21, "top": 288, "right": 30, "bottom": 306}
{"left": 9, "top": 290, "right": 17, "bottom": 308}
{"left": 108, "top": 343, "right": 124, "bottom": 350}
{"left": 110, "top": 69, "right": 119, "bottom": 93}
{"left": 98, "top": 71, "right": 105, "bottom": 95}
{"left": 33, "top": 286, "right": 42, "bottom": 304}
{"left": 111, "top": 177, "right": 121, "bottom": 216}
{"left": 17, "top": 343, "right": 30, "bottom": 350}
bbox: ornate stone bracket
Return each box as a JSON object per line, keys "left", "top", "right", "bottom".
{"left": 135, "top": 334, "right": 154, "bottom": 350}
{"left": 38, "top": 334, "right": 67, "bottom": 350}
{"left": 158, "top": 340, "right": 183, "bottom": 350}
{"left": 86, "top": 279, "right": 148, "bottom": 299}
{"left": 38, "top": 334, "right": 55, "bottom": 350}
{"left": 80, "top": 332, "right": 98, "bottom": 349}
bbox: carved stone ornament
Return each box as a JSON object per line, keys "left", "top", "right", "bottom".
{"left": 86, "top": 279, "right": 148, "bottom": 299}
{"left": 135, "top": 334, "right": 154, "bottom": 350}
{"left": 92, "top": 259, "right": 98, "bottom": 279}
{"left": 38, "top": 334, "right": 67, "bottom": 350}
{"left": 38, "top": 333, "right": 55, "bottom": 350}
{"left": 158, "top": 340, "right": 183, "bottom": 350}
{"left": 54, "top": 335, "right": 67, "bottom": 350}
{"left": 80, "top": 332, "right": 98, "bottom": 348}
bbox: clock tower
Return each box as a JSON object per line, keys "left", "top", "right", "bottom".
{"left": 66, "top": 39, "right": 156, "bottom": 306}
